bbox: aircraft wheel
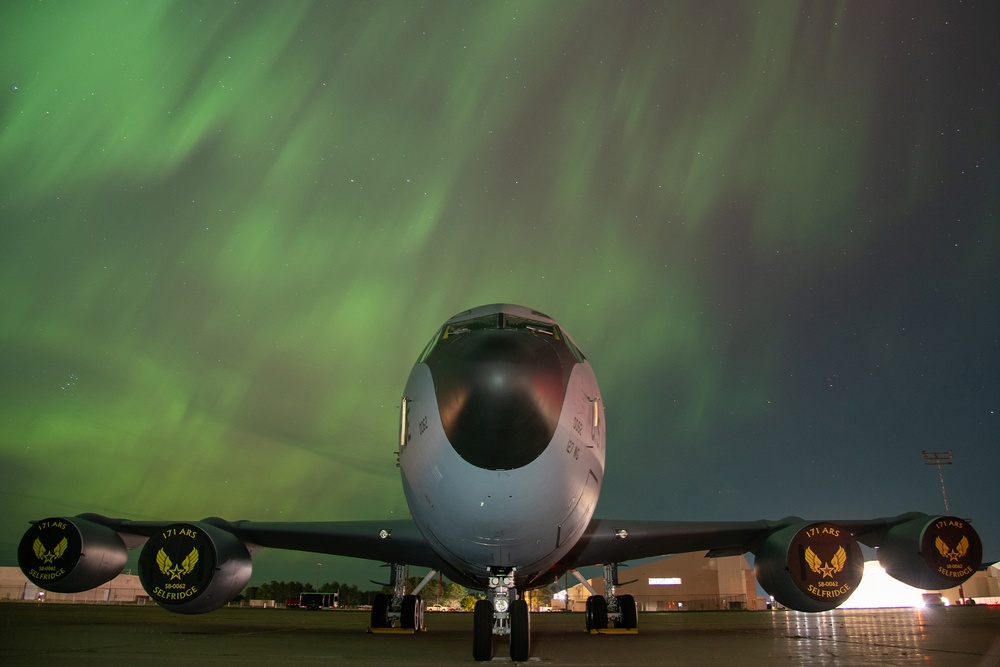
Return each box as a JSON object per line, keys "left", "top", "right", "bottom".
{"left": 371, "top": 593, "right": 389, "bottom": 628}
{"left": 510, "top": 599, "right": 531, "bottom": 662}
{"left": 585, "top": 595, "right": 608, "bottom": 631}
{"left": 472, "top": 599, "right": 494, "bottom": 661}
{"left": 401, "top": 594, "right": 422, "bottom": 630}
{"left": 618, "top": 594, "right": 638, "bottom": 629}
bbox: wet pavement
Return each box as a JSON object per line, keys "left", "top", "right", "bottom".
{"left": 1, "top": 604, "right": 998, "bottom": 665}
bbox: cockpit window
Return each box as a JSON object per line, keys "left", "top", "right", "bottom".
{"left": 441, "top": 314, "right": 499, "bottom": 339}
{"left": 562, "top": 330, "right": 586, "bottom": 362}
{"left": 420, "top": 311, "right": 585, "bottom": 367}
{"left": 417, "top": 328, "right": 443, "bottom": 363}
{"left": 438, "top": 313, "right": 564, "bottom": 341}
{"left": 504, "top": 315, "right": 559, "bottom": 338}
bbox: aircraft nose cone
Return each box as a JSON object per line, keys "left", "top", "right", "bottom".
{"left": 426, "top": 330, "right": 572, "bottom": 470}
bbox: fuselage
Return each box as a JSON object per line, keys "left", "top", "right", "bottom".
{"left": 398, "top": 304, "right": 605, "bottom": 589}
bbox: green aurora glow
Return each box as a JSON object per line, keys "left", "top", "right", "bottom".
{"left": 1, "top": 1, "right": 997, "bottom": 584}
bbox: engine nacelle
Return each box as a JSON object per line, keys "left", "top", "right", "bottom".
{"left": 138, "top": 520, "right": 252, "bottom": 614}
{"left": 17, "top": 516, "right": 128, "bottom": 593}
{"left": 877, "top": 514, "right": 982, "bottom": 590}
{"left": 754, "top": 521, "right": 864, "bottom": 612}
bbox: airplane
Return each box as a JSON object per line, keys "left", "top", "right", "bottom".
{"left": 18, "top": 303, "right": 984, "bottom": 661}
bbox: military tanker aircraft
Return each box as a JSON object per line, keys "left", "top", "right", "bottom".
{"left": 18, "top": 303, "right": 983, "bottom": 661}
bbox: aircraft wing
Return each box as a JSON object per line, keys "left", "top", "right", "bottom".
{"left": 229, "top": 519, "right": 447, "bottom": 570}
{"left": 21, "top": 509, "right": 981, "bottom": 617}
{"left": 563, "top": 512, "right": 978, "bottom": 569}
{"left": 73, "top": 513, "right": 448, "bottom": 570}
{"left": 558, "top": 512, "right": 982, "bottom": 614}
{"left": 562, "top": 517, "right": 782, "bottom": 567}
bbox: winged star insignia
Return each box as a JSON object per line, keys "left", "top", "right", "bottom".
{"left": 156, "top": 547, "right": 200, "bottom": 580}
{"left": 32, "top": 537, "right": 68, "bottom": 564}
{"left": 935, "top": 536, "right": 969, "bottom": 563}
{"left": 805, "top": 546, "right": 847, "bottom": 579}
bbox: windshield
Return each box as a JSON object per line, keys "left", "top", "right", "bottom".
{"left": 419, "top": 311, "right": 584, "bottom": 363}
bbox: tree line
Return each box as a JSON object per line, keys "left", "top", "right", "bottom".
{"left": 243, "top": 580, "right": 382, "bottom": 607}
{"left": 243, "top": 575, "right": 555, "bottom": 610}
{"left": 242, "top": 575, "right": 488, "bottom": 609}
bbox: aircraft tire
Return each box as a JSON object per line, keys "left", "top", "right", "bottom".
{"left": 510, "top": 599, "right": 530, "bottom": 662}
{"left": 618, "top": 594, "right": 637, "bottom": 629}
{"left": 401, "top": 594, "right": 422, "bottom": 630}
{"left": 472, "top": 599, "right": 494, "bottom": 661}
{"left": 371, "top": 593, "right": 389, "bottom": 629}
{"left": 586, "top": 595, "right": 608, "bottom": 631}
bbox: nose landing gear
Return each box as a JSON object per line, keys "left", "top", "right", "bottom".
{"left": 473, "top": 568, "right": 531, "bottom": 662}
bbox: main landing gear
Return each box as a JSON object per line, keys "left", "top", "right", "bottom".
{"left": 369, "top": 563, "right": 427, "bottom": 632}
{"left": 473, "top": 568, "right": 531, "bottom": 662}
{"left": 585, "top": 563, "right": 638, "bottom": 633}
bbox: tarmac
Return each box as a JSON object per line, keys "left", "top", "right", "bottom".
{"left": 1, "top": 603, "right": 999, "bottom": 666}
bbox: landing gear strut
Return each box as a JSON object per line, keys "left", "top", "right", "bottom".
{"left": 369, "top": 563, "right": 425, "bottom": 631}
{"left": 472, "top": 568, "right": 530, "bottom": 662}
{"left": 585, "top": 563, "right": 637, "bottom": 632}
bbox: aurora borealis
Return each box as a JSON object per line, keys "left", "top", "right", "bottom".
{"left": 1, "top": 1, "right": 997, "bottom": 585}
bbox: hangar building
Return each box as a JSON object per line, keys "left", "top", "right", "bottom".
{"left": 2, "top": 557, "right": 998, "bottom": 608}
{"left": 562, "top": 551, "right": 759, "bottom": 611}
{"left": 0, "top": 567, "right": 146, "bottom": 604}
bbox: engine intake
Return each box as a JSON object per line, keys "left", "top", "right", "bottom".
{"left": 17, "top": 516, "right": 127, "bottom": 593}
{"left": 754, "top": 521, "right": 864, "bottom": 612}
{"left": 138, "top": 520, "right": 252, "bottom": 614}
{"left": 877, "top": 514, "right": 982, "bottom": 590}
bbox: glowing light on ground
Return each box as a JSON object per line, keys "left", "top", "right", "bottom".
{"left": 840, "top": 561, "right": 926, "bottom": 609}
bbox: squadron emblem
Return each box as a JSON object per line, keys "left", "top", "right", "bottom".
{"left": 33, "top": 537, "right": 68, "bottom": 564}
{"left": 805, "top": 546, "right": 847, "bottom": 579}
{"left": 139, "top": 526, "right": 213, "bottom": 604}
{"left": 923, "top": 519, "right": 980, "bottom": 581}
{"left": 17, "top": 519, "right": 84, "bottom": 586}
{"left": 785, "top": 523, "right": 862, "bottom": 605}
{"left": 935, "top": 535, "right": 970, "bottom": 563}
{"left": 156, "top": 548, "right": 199, "bottom": 580}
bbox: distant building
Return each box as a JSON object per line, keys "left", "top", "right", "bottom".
{"left": 2, "top": 559, "right": 997, "bottom": 608}
{"left": 561, "top": 551, "right": 759, "bottom": 611}
{"left": 940, "top": 562, "right": 1000, "bottom": 604}
{"left": 558, "top": 555, "right": 1000, "bottom": 611}
{"left": 0, "top": 567, "right": 148, "bottom": 604}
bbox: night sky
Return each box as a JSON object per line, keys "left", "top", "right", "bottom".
{"left": 2, "top": 1, "right": 997, "bottom": 587}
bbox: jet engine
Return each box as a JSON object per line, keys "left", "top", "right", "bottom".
{"left": 754, "top": 521, "right": 864, "bottom": 612}
{"left": 876, "top": 514, "right": 982, "bottom": 590}
{"left": 17, "top": 515, "right": 128, "bottom": 593}
{"left": 138, "top": 520, "right": 252, "bottom": 614}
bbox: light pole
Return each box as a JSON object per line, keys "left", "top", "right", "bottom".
{"left": 921, "top": 449, "right": 952, "bottom": 513}
{"left": 922, "top": 449, "right": 965, "bottom": 603}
